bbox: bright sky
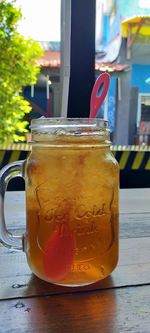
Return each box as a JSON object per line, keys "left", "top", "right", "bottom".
{"left": 16, "top": 0, "right": 61, "bottom": 41}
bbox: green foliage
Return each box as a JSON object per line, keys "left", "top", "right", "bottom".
{"left": 0, "top": 0, "right": 43, "bottom": 143}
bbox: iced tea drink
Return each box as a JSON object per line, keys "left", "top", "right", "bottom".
{"left": 24, "top": 118, "right": 119, "bottom": 286}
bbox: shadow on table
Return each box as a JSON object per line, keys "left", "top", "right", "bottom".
{"left": 26, "top": 274, "right": 117, "bottom": 333}
{"left": 26, "top": 273, "right": 116, "bottom": 297}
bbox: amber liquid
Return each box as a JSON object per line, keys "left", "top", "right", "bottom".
{"left": 25, "top": 140, "right": 119, "bottom": 286}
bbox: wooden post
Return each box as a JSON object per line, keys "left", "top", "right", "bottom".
{"left": 60, "top": 0, "right": 71, "bottom": 117}
{"left": 67, "top": 0, "right": 96, "bottom": 118}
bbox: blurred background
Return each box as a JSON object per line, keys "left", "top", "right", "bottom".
{"left": 16, "top": 0, "right": 150, "bottom": 146}
{"left": 0, "top": 0, "right": 150, "bottom": 188}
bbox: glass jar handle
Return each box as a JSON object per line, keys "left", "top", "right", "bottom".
{"left": 0, "top": 160, "right": 25, "bottom": 250}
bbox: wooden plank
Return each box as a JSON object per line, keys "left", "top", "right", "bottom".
{"left": 4, "top": 188, "right": 150, "bottom": 240}
{"left": 4, "top": 212, "right": 150, "bottom": 239}
{"left": 120, "top": 213, "right": 150, "bottom": 238}
{"left": 4, "top": 189, "right": 150, "bottom": 226}
{"left": 0, "top": 261, "right": 150, "bottom": 301}
{"left": 0, "top": 285, "right": 149, "bottom": 333}
{"left": 5, "top": 191, "right": 26, "bottom": 225}
{"left": 1, "top": 237, "right": 150, "bottom": 268}
{"left": 119, "top": 188, "right": 150, "bottom": 214}
{"left": 0, "top": 237, "right": 150, "bottom": 300}
{"left": 4, "top": 189, "right": 150, "bottom": 228}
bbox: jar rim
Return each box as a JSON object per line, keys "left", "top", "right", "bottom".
{"left": 30, "top": 118, "right": 109, "bottom": 131}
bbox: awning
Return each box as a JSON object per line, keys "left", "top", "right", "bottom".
{"left": 122, "top": 15, "right": 150, "bottom": 59}
{"left": 122, "top": 15, "right": 150, "bottom": 38}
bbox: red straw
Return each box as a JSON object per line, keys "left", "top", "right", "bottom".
{"left": 89, "top": 73, "right": 110, "bottom": 118}
{"left": 43, "top": 223, "right": 75, "bottom": 282}
{"left": 42, "top": 75, "right": 110, "bottom": 281}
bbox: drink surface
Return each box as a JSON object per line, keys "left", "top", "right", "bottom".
{"left": 25, "top": 136, "right": 119, "bottom": 286}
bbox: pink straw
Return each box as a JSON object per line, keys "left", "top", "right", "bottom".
{"left": 89, "top": 73, "right": 110, "bottom": 118}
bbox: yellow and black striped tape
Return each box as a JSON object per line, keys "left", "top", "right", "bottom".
{"left": 0, "top": 144, "right": 150, "bottom": 170}
{"left": 0, "top": 144, "right": 31, "bottom": 151}
{"left": 0, "top": 144, "right": 149, "bottom": 152}
{"left": 113, "top": 150, "right": 150, "bottom": 170}
{"left": 111, "top": 145, "right": 150, "bottom": 152}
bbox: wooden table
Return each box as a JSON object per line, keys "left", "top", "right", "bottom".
{"left": 0, "top": 189, "right": 150, "bottom": 333}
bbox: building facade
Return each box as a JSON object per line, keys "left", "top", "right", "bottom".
{"left": 96, "top": 0, "right": 150, "bottom": 144}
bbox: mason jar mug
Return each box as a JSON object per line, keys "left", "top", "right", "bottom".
{"left": 0, "top": 118, "right": 119, "bottom": 287}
